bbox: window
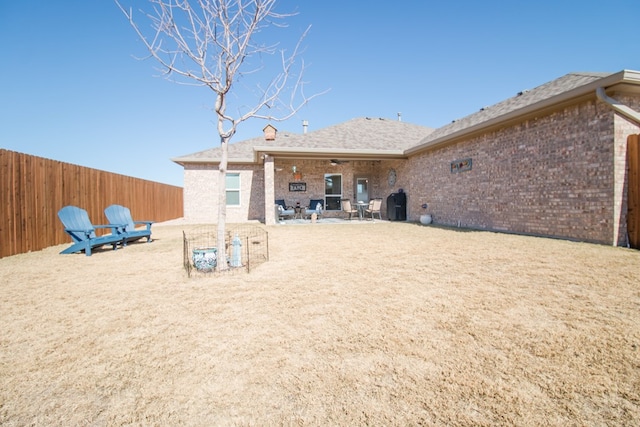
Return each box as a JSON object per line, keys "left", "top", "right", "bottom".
{"left": 225, "top": 173, "right": 240, "bottom": 206}
{"left": 324, "top": 173, "right": 342, "bottom": 211}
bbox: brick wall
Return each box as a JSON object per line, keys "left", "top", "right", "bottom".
{"left": 381, "top": 159, "right": 415, "bottom": 217}
{"left": 406, "top": 99, "right": 626, "bottom": 244}
{"left": 183, "top": 163, "right": 264, "bottom": 223}
{"left": 181, "top": 93, "right": 639, "bottom": 244}
{"left": 613, "top": 93, "right": 640, "bottom": 245}
{"left": 183, "top": 164, "right": 216, "bottom": 223}
{"left": 273, "top": 159, "right": 386, "bottom": 218}
{"left": 273, "top": 160, "right": 327, "bottom": 207}
{"left": 185, "top": 159, "right": 408, "bottom": 222}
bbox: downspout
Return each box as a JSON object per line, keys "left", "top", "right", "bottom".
{"left": 596, "top": 87, "right": 640, "bottom": 248}
{"left": 596, "top": 87, "right": 640, "bottom": 124}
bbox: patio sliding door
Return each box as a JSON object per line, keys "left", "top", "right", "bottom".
{"left": 355, "top": 177, "right": 369, "bottom": 203}
{"left": 324, "top": 173, "right": 342, "bottom": 211}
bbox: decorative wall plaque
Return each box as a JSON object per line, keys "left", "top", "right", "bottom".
{"left": 387, "top": 168, "right": 397, "bottom": 186}
{"left": 289, "top": 182, "right": 306, "bottom": 192}
{"left": 451, "top": 158, "right": 472, "bottom": 173}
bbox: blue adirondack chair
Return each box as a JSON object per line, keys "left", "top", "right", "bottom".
{"left": 104, "top": 204, "right": 154, "bottom": 246}
{"left": 57, "top": 206, "right": 124, "bottom": 256}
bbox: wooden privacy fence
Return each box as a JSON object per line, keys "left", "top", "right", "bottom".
{"left": 0, "top": 149, "right": 183, "bottom": 258}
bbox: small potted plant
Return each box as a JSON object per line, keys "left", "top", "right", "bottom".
{"left": 420, "top": 203, "right": 432, "bottom": 225}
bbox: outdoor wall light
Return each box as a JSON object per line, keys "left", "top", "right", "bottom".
{"left": 292, "top": 165, "right": 302, "bottom": 181}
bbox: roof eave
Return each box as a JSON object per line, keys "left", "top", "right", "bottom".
{"left": 253, "top": 146, "right": 407, "bottom": 162}
{"left": 171, "top": 156, "right": 255, "bottom": 166}
{"left": 171, "top": 147, "right": 407, "bottom": 166}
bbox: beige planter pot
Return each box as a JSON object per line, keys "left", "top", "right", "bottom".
{"left": 420, "top": 214, "right": 432, "bottom": 225}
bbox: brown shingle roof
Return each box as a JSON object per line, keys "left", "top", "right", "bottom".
{"left": 172, "top": 117, "right": 435, "bottom": 164}
{"left": 407, "top": 71, "right": 617, "bottom": 154}
{"left": 173, "top": 70, "right": 639, "bottom": 164}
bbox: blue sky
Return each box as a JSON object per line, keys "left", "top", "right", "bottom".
{"left": 1, "top": 1, "right": 639, "bottom": 187}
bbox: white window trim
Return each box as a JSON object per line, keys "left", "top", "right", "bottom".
{"left": 225, "top": 172, "right": 241, "bottom": 206}
{"left": 324, "top": 173, "right": 343, "bottom": 211}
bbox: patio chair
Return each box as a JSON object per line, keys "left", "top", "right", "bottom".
{"left": 365, "top": 198, "right": 383, "bottom": 220}
{"left": 104, "top": 204, "right": 154, "bottom": 246}
{"left": 305, "top": 199, "right": 324, "bottom": 219}
{"left": 275, "top": 199, "right": 295, "bottom": 220}
{"left": 341, "top": 199, "right": 359, "bottom": 220}
{"left": 57, "top": 205, "right": 124, "bottom": 256}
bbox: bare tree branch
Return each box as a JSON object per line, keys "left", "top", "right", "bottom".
{"left": 116, "top": 0, "right": 326, "bottom": 270}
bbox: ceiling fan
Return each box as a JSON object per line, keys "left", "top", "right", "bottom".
{"left": 329, "top": 159, "right": 349, "bottom": 165}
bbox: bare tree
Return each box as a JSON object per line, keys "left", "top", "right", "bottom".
{"left": 116, "top": 0, "right": 321, "bottom": 270}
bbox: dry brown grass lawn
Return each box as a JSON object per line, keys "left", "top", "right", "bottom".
{"left": 1, "top": 221, "right": 639, "bottom": 426}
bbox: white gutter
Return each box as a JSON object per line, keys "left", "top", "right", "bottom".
{"left": 596, "top": 87, "right": 640, "bottom": 125}
{"left": 251, "top": 146, "right": 407, "bottom": 163}
{"left": 171, "top": 156, "right": 255, "bottom": 166}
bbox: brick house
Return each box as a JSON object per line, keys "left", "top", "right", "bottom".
{"left": 172, "top": 69, "right": 640, "bottom": 246}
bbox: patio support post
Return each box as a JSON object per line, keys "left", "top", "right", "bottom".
{"left": 264, "top": 155, "right": 276, "bottom": 225}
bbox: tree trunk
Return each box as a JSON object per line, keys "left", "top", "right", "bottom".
{"left": 216, "top": 135, "right": 229, "bottom": 271}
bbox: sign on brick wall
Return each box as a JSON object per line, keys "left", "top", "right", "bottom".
{"left": 289, "top": 182, "right": 306, "bottom": 192}
{"left": 451, "top": 158, "right": 472, "bottom": 173}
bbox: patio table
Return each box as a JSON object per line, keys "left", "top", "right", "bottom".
{"left": 356, "top": 201, "right": 367, "bottom": 220}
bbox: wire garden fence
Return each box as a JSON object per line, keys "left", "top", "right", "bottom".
{"left": 182, "top": 224, "right": 269, "bottom": 277}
